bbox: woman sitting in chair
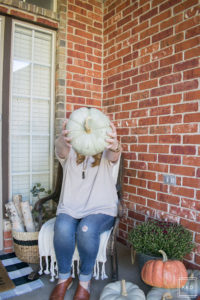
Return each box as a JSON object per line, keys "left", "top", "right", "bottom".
{"left": 49, "top": 117, "right": 121, "bottom": 300}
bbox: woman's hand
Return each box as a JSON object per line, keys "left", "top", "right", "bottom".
{"left": 61, "top": 119, "right": 72, "bottom": 148}
{"left": 55, "top": 120, "right": 72, "bottom": 159}
{"left": 106, "top": 122, "right": 120, "bottom": 151}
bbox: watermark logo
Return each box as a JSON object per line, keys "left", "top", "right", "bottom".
{"left": 178, "top": 276, "right": 198, "bottom": 298}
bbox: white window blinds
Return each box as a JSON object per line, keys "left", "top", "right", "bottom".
{"left": 10, "top": 22, "right": 55, "bottom": 204}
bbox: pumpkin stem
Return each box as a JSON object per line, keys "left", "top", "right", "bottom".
{"left": 121, "top": 279, "right": 128, "bottom": 296}
{"left": 159, "top": 249, "right": 168, "bottom": 262}
{"left": 84, "top": 116, "right": 92, "bottom": 134}
{"left": 162, "top": 292, "right": 173, "bottom": 300}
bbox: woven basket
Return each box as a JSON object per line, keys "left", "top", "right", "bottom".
{"left": 12, "top": 231, "right": 39, "bottom": 264}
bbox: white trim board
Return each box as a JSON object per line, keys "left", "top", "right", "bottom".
{"left": 0, "top": 16, "right": 5, "bottom": 251}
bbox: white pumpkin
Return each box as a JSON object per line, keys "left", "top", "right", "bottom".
{"left": 147, "top": 287, "right": 191, "bottom": 300}
{"left": 66, "top": 107, "right": 112, "bottom": 156}
{"left": 99, "top": 280, "right": 146, "bottom": 300}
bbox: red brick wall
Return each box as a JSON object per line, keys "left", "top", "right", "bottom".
{"left": 66, "top": 0, "right": 103, "bottom": 117}
{"left": 103, "top": 0, "right": 200, "bottom": 267}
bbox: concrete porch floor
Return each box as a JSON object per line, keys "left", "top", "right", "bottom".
{"left": 8, "top": 243, "right": 151, "bottom": 300}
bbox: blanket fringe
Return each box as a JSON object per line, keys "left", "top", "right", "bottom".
{"left": 39, "top": 256, "right": 108, "bottom": 281}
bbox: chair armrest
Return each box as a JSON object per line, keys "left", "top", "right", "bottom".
{"left": 34, "top": 193, "right": 58, "bottom": 212}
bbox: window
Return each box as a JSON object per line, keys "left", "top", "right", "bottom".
{"left": 22, "top": 0, "right": 57, "bottom": 12}
{"left": 10, "top": 21, "right": 55, "bottom": 204}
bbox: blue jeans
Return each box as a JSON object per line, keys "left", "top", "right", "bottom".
{"left": 54, "top": 213, "right": 115, "bottom": 281}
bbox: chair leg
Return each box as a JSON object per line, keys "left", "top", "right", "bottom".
{"left": 110, "top": 246, "right": 118, "bottom": 282}
{"left": 28, "top": 265, "right": 40, "bottom": 280}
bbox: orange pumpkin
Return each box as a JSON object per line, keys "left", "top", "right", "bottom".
{"left": 141, "top": 250, "right": 188, "bottom": 289}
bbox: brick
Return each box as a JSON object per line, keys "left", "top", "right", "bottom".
{"left": 173, "top": 124, "right": 198, "bottom": 134}
{"left": 140, "top": 61, "right": 159, "bottom": 73}
{"left": 75, "top": 0, "right": 93, "bottom": 12}
{"left": 183, "top": 156, "right": 200, "bottom": 167}
{"left": 184, "top": 91, "right": 200, "bottom": 101}
{"left": 134, "top": 3, "right": 150, "bottom": 18}
{"left": 138, "top": 153, "right": 157, "bottom": 162}
{"left": 151, "top": 85, "right": 172, "bottom": 97}
{"left": 139, "top": 98, "right": 158, "bottom": 108}
{"left": 3, "top": 231, "right": 12, "bottom": 239}
{"left": 150, "top": 106, "right": 171, "bottom": 116}
{"left": 170, "top": 206, "right": 196, "bottom": 221}
{"left": 122, "top": 84, "right": 137, "bottom": 94}
{"left": 4, "top": 239, "right": 13, "bottom": 248}
{"left": 0, "top": 5, "right": 8, "bottom": 13}
{"left": 139, "top": 135, "right": 157, "bottom": 143}
{"left": 123, "top": 69, "right": 138, "bottom": 79}
{"left": 148, "top": 181, "right": 168, "bottom": 193}
{"left": 149, "top": 145, "right": 169, "bottom": 153}
{"left": 123, "top": 51, "right": 139, "bottom": 63}
{"left": 184, "top": 68, "right": 200, "bottom": 80}
{"left": 132, "top": 21, "right": 149, "bottom": 35}
{"left": 11, "top": 9, "right": 34, "bottom": 21}
{"left": 185, "top": 47, "right": 200, "bottom": 60}
{"left": 122, "top": 102, "right": 138, "bottom": 111}
{"left": 170, "top": 165, "right": 195, "bottom": 176}
{"left": 173, "top": 102, "right": 198, "bottom": 114}
{"left": 128, "top": 210, "right": 145, "bottom": 222}
{"left": 182, "top": 198, "right": 200, "bottom": 211}
{"left": 174, "top": 0, "right": 199, "bottom": 14}
{"left": 132, "top": 37, "right": 151, "bottom": 51}
{"left": 140, "top": 25, "right": 159, "bottom": 40}
{"left": 158, "top": 193, "right": 180, "bottom": 205}
{"left": 140, "top": 43, "right": 160, "bottom": 56}
{"left": 139, "top": 79, "right": 158, "bottom": 90}
{"left": 151, "top": 9, "right": 171, "bottom": 25}
{"left": 159, "top": 94, "right": 182, "bottom": 105}
{"left": 116, "top": 78, "right": 131, "bottom": 88}
{"left": 37, "top": 18, "right": 59, "bottom": 29}
{"left": 175, "top": 37, "right": 200, "bottom": 53}
{"left": 147, "top": 199, "right": 168, "bottom": 211}
{"left": 183, "top": 135, "right": 200, "bottom": 145}
{"left": 148, "top": 162, "right": 168, "bottom": 173}
{"left": 130, "top": 178, "right": 147, "bottom": 187}
{"left": 158, "top": 154, "right": 181, "bottom": 164}
{"left": 138, "top": 117, "right": 157, "bottom": 126}
{"left": 160, "top": 53, "right": 183, "bottom": 67}
{"left": 161, "top": 13, "right": 183, "bottom": 30}
{"left": 174, "top": 58, "right": 199, "bottom": 72}
{"left": 171, "top": 186, "right": 194, "bottom": 198}
{"left": 171, "top": 145, "right": 196, "bottom": 155}
{"left": 176, "top": 16, "right": 200, "bottom": 33}
{"left": 152, "top": 46, "right": 173, "bottom": 61}
{"left": 134, "top": 55, "right": 151, "bottom": 67}
{"left": 138, "top": 188, "right": 156, "bottom": 200}
{"left": 183, "top": 177, "right": 200, "bottom": 189}
{"left": 140, "top": 7, "right": 158, "bottom": 23}
{"left": 138, "top": 171, "right": 156, "bottom": 181}
{"left": 173, "top": 80, "right": 198, "bottom": 93}
{"left": 180, "top": 219, "right": 200, "bottom": 233}
{"left": 184, "top": 113, "right": 200, "bottom": 123}
{"left": 160, "top": 0, "right": 181, "bottom": 13}
{"left": 161, "top": 33, "right": 184, "bottom": 49}
{"left": 152, "top": 28, "right": 173, "bottom": 43}
{"left": 117, "top": 15, "right": 132, "bottom": 27}
{"left": 124, "top": 184, "right": 137, "bottom": 194}
{"left": 130, "top": 145, "right": 148, "bottom": 152}
{"left": 160, "top": 73, "right": 181, "bottom": 85}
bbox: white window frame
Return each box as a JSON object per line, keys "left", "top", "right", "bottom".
{"left": 0, "top": 16, "right": 5, "bottom": 250}
{"left": 9, "top": 20, "right": 55, "bottom": 204}
{"left": 22, "top": 0, "right": 57, "bottom": 12}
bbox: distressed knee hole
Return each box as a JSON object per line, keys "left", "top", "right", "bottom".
{"left": 82, "top": 225, "right": 88, "bottom": 232}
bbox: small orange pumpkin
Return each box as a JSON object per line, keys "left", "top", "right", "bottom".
{"left": 141, "top": 250, "right": 188, "bottom": 289}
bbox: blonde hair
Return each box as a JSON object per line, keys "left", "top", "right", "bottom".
{"left": 76, "top": 152, "right": 102, "bottom": 167}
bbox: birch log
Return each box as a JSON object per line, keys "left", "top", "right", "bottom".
{"left": 21, "top": 201, "right": 36, "bottom": 232}
{"left": 13, "top": 195, "right": 24, "bottom": 223}
{"left": 5, "top": 202, "right": 25, "bottom": 232}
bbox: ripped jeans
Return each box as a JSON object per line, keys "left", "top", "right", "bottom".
{"left": 54, "top": 213, "right": 114, "bottom": 282}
